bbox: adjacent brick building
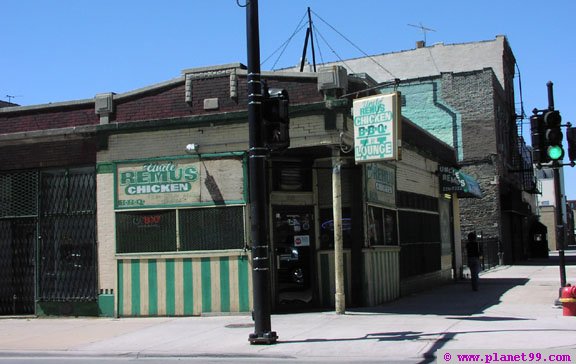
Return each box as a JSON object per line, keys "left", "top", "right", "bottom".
{"left": 308, "top": 36, "right": 539, "bottom": 265}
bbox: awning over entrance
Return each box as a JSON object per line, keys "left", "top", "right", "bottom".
{"left": 438, "top": 166, "right": 482, "bottom": 198}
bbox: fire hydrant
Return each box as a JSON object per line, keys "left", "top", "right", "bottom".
{"left": 559, "top": 284, "right": 576, "bottom": 316}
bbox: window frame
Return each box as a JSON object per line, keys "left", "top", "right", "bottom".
{"left": 366, "top": 203, "right": 399, "bottom": 247}
{"left": 115, "top": 204, "right": 247, "bottom": 255}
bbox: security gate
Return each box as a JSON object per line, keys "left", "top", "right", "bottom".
{"left": 0, "top": 167, "right": 97, "bottom": 315}
{"left": 0, "top": 219, "right": 36, "bottom": 315}
{"left": 38, "top": 168, "right": 97, "bottom": 302}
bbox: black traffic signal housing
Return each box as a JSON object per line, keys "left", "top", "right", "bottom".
{"left": 544, "top": 110, "right": 564, "bottom": 162}
{"left": 568, "top": 126, "right": 576, "bottom": 163}
{"left": 262, "top": 88, "right": 290, "bottom": 152}
{"left": 530, "top": 113, "right": 548, "bottom": 165}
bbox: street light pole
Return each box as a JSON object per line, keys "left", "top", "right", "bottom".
{"left": 246, "top": 0, "right": 277, "bottom": 345}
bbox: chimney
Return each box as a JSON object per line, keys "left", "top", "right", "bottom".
{"left": 416, "top": 40, "right": 425, "bottom": 48}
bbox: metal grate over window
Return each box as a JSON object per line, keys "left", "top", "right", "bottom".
{"left": 0, "top": 167, "right": 98, "bottom": 307}
{"left": 179, "top": 206, "right": 245, "bottom": 251}
{"left": 0, "top": 171, "right": 38, "bottom": 218}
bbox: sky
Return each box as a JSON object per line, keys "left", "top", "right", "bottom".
{"left": 1, "top": 0, "right": 575, "bottom": 201}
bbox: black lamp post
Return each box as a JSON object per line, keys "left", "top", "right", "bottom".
{"left": 245, "top": 0, "right": 277, "bottom": 345}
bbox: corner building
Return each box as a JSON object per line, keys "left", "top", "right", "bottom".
{"left": 0, "top": 63, "right": 458, "bottom": 317}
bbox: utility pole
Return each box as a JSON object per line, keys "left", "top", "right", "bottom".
{"left": 547, "top": 81, "right": 567, "bottom": 289}
{"left": 246, "top": 0, "right": 277, "bottom": 345}
{"left": 332, "top": 149, "right": 345, "bottom": 314}
{"left": 299, "top": 7, "right": 317, "bottom": 72}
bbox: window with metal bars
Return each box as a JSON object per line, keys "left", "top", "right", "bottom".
{"left": 179, "top": 206, "right": 245, "bottom": 251}
{"left": 0, "top": 171, "right": 38, "bottom": 218}
{"left": 116, "top": 206, "right": 245, "bottom": 254}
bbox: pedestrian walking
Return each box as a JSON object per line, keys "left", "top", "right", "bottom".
{"left": 466, "top": 232, "right": 482, "bottom": 291}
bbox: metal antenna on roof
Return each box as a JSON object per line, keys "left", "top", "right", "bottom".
{"left": 5, "top": 95, "right": 21, "bottom": 103}
{"left": 408, "top": 23, "right": 436, "bottom": 45}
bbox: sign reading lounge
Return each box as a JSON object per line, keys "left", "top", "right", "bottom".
{"left": 353, "top": 92, "right": 402, "bottom": 163}
{"left": 116, "top": 159, "right": 201, "bottom": 209}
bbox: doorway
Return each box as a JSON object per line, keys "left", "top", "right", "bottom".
{"left": 272, "top": 206, "right": 316, "bottom": 310}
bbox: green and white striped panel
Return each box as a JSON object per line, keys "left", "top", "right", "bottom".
{"left": 362, "top": 247, "right": 400, "bottom": 306}
{"left": 117, "top": 255, "right": 252, "bottom": 316}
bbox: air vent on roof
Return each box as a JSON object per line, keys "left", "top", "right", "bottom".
{"left": 318, "top": 66, "right": 347, "bottom": 92}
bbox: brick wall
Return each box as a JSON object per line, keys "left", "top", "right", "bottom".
{"left": 1, "top": 71, "right": 322, "bottom": 134}
{"left": 441, "top": 70, "right": 498, "bottom": 161}
{"left": 113, "top": 74, "right": 322, "bottom": 124}
{"left": 381, "top": 80, "right": 463, "bottom": 160}
{"left": 97, "top": 173, "right": 116, "bottom": 292}
{"left": 0, "top": 139, "right": 97, "bottom": 171}
{"left": 440, "top": 70, "right": 504, "bottom": 241}
{"left": 115, "top": 83, "right": 191, "bottom": 122}
{"left": 458, "top": 161, "right": 501, "bottom": 239}
{"left": 0, "top": 105, "right": 97, "bottom": 134}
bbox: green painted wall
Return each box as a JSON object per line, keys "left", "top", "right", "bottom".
{"left": 381, "top": 80, "right": 463, "bottom": 160}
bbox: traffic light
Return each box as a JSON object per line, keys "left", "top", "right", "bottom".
{"left": 530, "top": 113, "right": 548, "bottom": 165}
{"left": 544, "top": 110, "right": 564, "bottom": 161}
{"left": 568, "top": 126, "right": 576, "bottom": 162}
{"left": 262, "top": 88, "right": 290, "bottom": 152}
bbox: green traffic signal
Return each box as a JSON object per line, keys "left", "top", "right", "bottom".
{"left": 547, "top": 145, "right": 564, "bottom": 160}
{"left": 543, "top": 110, "right": 563, "bottom": 162}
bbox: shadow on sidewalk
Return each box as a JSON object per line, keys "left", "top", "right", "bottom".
{"left": 276, "top": 276, "right": 554, "bottom": 363}
{"left": 347, "top": 277, "right": 529, "bottom": 316}
{"left": 278, "top": 328, "right": 573, "bottom": 363}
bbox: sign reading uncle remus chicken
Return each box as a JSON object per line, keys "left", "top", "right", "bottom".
{"left": 115, "top": 156, "right": 246, "bottom": 209}
{"left": 116, "top": 159, "right": 200, "bottom": 209}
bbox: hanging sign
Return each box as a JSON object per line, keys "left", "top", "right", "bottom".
{"left": 353, "top": 92, "right": 401, "bottom": 163}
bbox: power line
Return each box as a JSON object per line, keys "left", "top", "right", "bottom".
{"left": 312, "top": 24, "right": 325, "bottom": 65}
{"left": 261, "top": 11, "right": 308, "bottom": 69}
{"left": 313, "top": 26, "right": 356, "bottom": 74}
{"left": 311, "top": 9, "right": 396, "bottom": 79}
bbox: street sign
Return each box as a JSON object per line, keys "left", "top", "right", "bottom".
{"left": 353, "top": 92, "right": 401, "bottom": 163}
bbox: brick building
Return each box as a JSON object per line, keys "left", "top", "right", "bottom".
{"left": 0, "top": 63, "right": 458, "bottom": 317}
{"left": 308, "top": 35, "right": 539, "bottom": 265}
{"left": 538, "top": 168, "right": 574, "bottom": 252}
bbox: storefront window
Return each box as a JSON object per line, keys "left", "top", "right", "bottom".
{"left": 397, "top": 210, "right": 439, "bottom": 244}
{"left": 116, "top": 206, "right": 245, "bottom": 254}
{"left": 319, "top": 208, "right": 352, "bottom": 249}
{"left": 116, "top": 210, "right": 177, "bottom": 253}
{"left": 180, "top": 206, "right": 245, "bottom": 251}
{"left": 367, "top": 205, "right": 397, "bottom": 246}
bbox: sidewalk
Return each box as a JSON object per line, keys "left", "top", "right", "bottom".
{"left": 0, "top": 261, "right": 575, "bottom": 362}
